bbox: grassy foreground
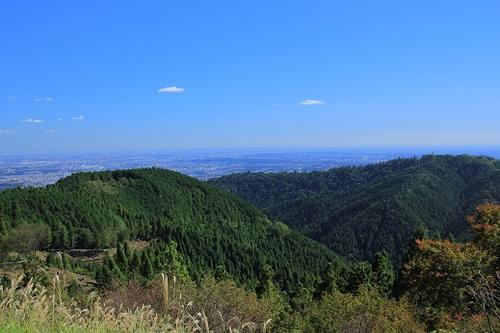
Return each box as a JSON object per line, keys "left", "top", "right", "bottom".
{"left": 0, "top": 275, "right": 268, "bottom": 333}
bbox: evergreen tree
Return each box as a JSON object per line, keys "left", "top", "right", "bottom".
{"left": 105, "top": 256, "right": 123, "bottom": 279}
{"left": 371, "top": 250, "right": 395, "bottom": 294}
{"left": 115, "top": 242, "right": 129, "bottom": 272}
{"left": 130, "top": 250, "right": 142, "bottom": 272}
{"left": 95, "top": 266, "right": 113, "bottom": 289}
{"left": 214, "top": 265, "right": 231, "bottom": 281}
{"left": 123, "top": 241, "right": 132, "bottom": 261}
{"left": 162, "top": 241, "right": 189, "bottom": 280}
{"left": 347, "top": 261, "right": 372, "bottom": 291}
{"left": 256, "top": 264, "right": 275, "bottom": 296}
{"left": 0, "top": 218, "right": 7, "bottom": 236}
{"left": 402, "top": 224, "right": 429, "bottom": 264}
{"left": 141, "top": 252, "right": 154, "bottom": 278}
{"left": 52, "top": 222, "right": 70, "bottom": 249}
{"left": 12, "top": 201, "right": 22, "bottom": 224}
{"left": 317, "top": 261, "right": 348, "bottom": 294}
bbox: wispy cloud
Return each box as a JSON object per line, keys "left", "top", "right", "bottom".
{"left": 158, "top": 86, "right": 185, "bottom": 93}
{"left": 71, "top": 115, "right": 85, "bottom": 121}
{"left": 7, "top": 96, "right": 17, "bottom": 101}
{"left": 57, "top": 118, "right": 63, "bottom": 122}
{"left": 34, "top": 97, "right": 53, "bottom": 102}
{"left": 300, "top": 99, "right": 325, "bottom": 106}
{"left": 45, "top": 129, "right": 55, "bottom": 134}
{"left": 21, "top": 118, "right": 44, "bottom": 124}
{"left": 0, "top": 129, "right": 15, "bottom": 134}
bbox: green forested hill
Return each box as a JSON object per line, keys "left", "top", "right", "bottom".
{"left": 211, "top": 155, "right": 500, "bottom": 263}
{"left": 0, "top": 168, "right": 340, "bottom": 289}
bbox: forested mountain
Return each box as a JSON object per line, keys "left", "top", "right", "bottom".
{"left": 1, "top": 163, "right": 499, "bottom": 332}
{"left": 211, "top": 155, "right": 500, "bottom": 263}
{"left": 0, "top": 168, "right": 341, "bottom": 289}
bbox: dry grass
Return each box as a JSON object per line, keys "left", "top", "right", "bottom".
{"left": 0, "top": 274, "right": 270, "bottom": 333}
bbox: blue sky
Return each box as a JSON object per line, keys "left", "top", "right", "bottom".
{"left": 1, "top": 1, "right": 499, "bottom": 153}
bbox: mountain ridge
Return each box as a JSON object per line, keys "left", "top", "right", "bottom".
{"left": 211, "top": 154, "right": 500, "bottom": 263}
{"left": 0, "top": 168, "right": 341, "bottom": 289}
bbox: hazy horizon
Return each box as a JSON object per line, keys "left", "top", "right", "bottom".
{"left": 1, "top": 145, "right": 500, "bottom": 156}
{"left": 1, "top": 146, "right": 499, "bottom": 191}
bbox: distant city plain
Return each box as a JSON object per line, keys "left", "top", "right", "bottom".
{"left": 1, "top": 147, "right": 499, "bottom": 190}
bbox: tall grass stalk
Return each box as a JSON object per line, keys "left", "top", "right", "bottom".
{"left": 0, "top": 274, "right": 265, "bottom": 333}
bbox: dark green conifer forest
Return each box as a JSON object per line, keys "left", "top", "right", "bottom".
{"left": 212, "top": 155, "right": 500, "bottom": 263}
{"left": 0, "top": 168, "right": 341, "bottom": 290}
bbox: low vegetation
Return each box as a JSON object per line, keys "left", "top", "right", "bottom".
{"left": 0, "top": 274, "right": 275, "bottom": 333}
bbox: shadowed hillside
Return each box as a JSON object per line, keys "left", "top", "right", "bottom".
{"left": 212, "top": 155, "right": 500, "bottom": 263}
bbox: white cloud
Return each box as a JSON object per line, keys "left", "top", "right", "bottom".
{"left": 0, "top": 129, "right": 15, "bottom": 134}
{"left": 158, "top": 86, "right": 185, "bottom": 93}
{"left": 34, "top": 97, "right": 53, "bottom": 102}
{"left": 71, "top": 115, "right": 85, "bottom": 121}
{"left": 21, "top": 118, "right": 44, "bottom": 124}
{"left": 57, "top": 118, "right": 63, "bottom": 122}
{"left": 7, "top": 96, "right": 17, "bottom": 101}
{"left": 300, "top": 99, "right": 325, "bottom": 105}
{"left": 45, "top": 129, "right": 55, "bottom": 134}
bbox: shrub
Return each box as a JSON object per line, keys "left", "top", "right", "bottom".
{"left": 305, "top": 285, "right": 424, "bottom": 333}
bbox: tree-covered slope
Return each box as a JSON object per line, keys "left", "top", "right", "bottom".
{"left": 0, "top": 168, "right": 340, "bottom": 289}
{"left": 211, "top": 155, "right": 500, "bottom": 263}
